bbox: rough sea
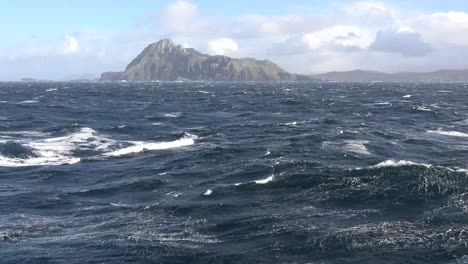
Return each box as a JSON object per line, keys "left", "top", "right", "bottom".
{"left": 0, "top": 82, "right": 467, "bottom": 263}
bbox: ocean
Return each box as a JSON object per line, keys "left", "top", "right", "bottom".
{"left": 0, "top": 81, "right": 467, "bottom": 263}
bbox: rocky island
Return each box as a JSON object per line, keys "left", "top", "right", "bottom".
{"left": 100, "top": 39, "right": 313, "bottom": 82}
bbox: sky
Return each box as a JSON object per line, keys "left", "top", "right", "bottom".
{"left": 1, "top": 0, "right": 468, "bottom": 80}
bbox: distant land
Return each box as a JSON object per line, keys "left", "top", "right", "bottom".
{"left": 312, "top": 69, "right": 468, "bottom": 82}
{"left": 100, "top": 39, "right": 314, "bottom": 82}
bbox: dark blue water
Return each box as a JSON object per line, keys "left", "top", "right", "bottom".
{"left": 0, "top": 82, "right": 467, "bottom": 263}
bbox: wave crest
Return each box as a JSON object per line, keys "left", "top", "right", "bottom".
{"left": 0, "top": 128, "right": 197, "bottom": 167}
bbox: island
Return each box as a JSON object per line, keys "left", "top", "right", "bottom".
{"left": 100, "top": 39, "right": 314, "bottom": 82}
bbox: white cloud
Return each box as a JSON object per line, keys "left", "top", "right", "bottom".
{"left": 159, "top": 0, "right": 197, "bottom": 20}
{"left": 156, "top": 0, "right": 219, "bottom": 36}
{"left": 208, "top": 38, "right": 239, "bottom": 55}
{"left": 302, "top": 34, "right": 321, "bottom": 50}
{"left": 343, "top": 1, "right": 394, "bottom": 25}
{"left": 406, "top": 11, "right": 468, "bottom": 46}
{"left": 61, "top": 35, "right": 80, "bottom": 55}
{"left": 232, "top": 14, "right": 336, "bottom": 38}
{"left": 369, "top": 29, "right": 432, "bottom": 57}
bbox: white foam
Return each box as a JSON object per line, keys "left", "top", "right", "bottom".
{"left": 0, "top": 127, "right": 111, "bottom": 167}
{"left": 254, "top": 175, "right": 275, "bottom": 184}
{"left": 234, "top": 174, "right": 275, "bottom": 186}
{"left": 0, "top": 128, "right": 197, "bottom": 167}
{"left": 284, "top": 121, "right": 298, "bottom": 126}
{"left": 370, "top": 160, "right": 431, "bottom": 169}
{"left": 373, "top": 101, "right": 392, "bottom": 106}
{"left": 19, "top": 100, "right": 39, "bottom": 104}
{"left": 103, "top": 133, "right": 197, "bottom": 157}
{"left": 46, "top": 88, "right": 57, "bottom": 92}
{"left": 415, "top": 106, "right": 432, "bottom": 112}
{"left": 343, "top": 140, "right": 371, "bottom": 155}
{"left": 164, "top": 112, "right": 183, "bottom": 118}
{"left": 403, "top": 95, "right": 412, "bottom": 98}
{"left": 165, "top": 191, "right": 182, "bottom": 197}
{"left": 110, "top": 202, "right": 130, "bottom": 207}
{"left": 0, "top": 154, "right": 80, "bottom": 167}
{"left": 427, "top": 129, "right": 468, "bottom": 138}
{"left": 322, "top": 140, "right": 371, "bottom": 155}
{"left": 203, "top": 189, "right": 213, "bottom": 196}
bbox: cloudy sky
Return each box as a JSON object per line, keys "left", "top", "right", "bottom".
{"left": 1, "top": 0, "right": 468, "bottom": 80}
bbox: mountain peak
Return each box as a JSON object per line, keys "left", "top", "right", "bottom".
{"left": 152, "top": 38, "right": 176, "bottom": 47}
{"left": 147, "top": 38, "right": 185, "bottom": 55}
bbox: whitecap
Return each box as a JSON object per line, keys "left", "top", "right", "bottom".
{"left": 0, "top": 128, "right": 197, "bottom": 167}
{"left": 402, "top": 95, "right": 412, "bottom": 98}
{"left": 46, "top": 88, "right": 57, "bottom": 92}
{"left": 19, "top": 100, "right": 39, "bottom": 104}
{"left": 0, "top": 154, "right": 80, "bottom": 167}
{"left": 203, "top": 189, "right": 213, "bottom": 196}
{"left": 373, "top": 101, "right": 392, "bottom": 106}
{"left": 415, "top": 106, "right": 432, "bottom": 112}
{"left": 103, "top": 133, "right": 197, "bottom": 157}
{"left": 254, "top": 175, "right": 275, "bottom": 184}
{"left": 283, "top": 121, "right": 307, "bottom": 126}
{"left": 427, "top": 129, "right": 468, "bottom": 138}
{"left": 164, "top": 112, "right": 183, "bottom": 118}
{"left": 284, "top": 121, "right": 298, "bottom": 126}
{"left": 165, "top": 191, "right": 182, "bottom": 197}
{"left": 343, "top": 140, "right": 371, "bottom": 155}
{"left": 322, "top": 140, "right": 371, "bottom": 155}
{"left": 110, "top": 202, "right": 130, "bottom": 207}
{"left": 370, "top": 160, "right": 431, "bottom": 169}
{"left": 0, "top": 127, "right": 111, "bottom": 167}
{"left": 234, "top": 174, "right": 275, "bottom": 186}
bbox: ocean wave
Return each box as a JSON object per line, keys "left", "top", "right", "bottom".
{"left": 203, "top": 189, "right": 213, "bottom": 196}
{"left": 0, "top": 128, "right": 197, "bottom": 167}
{"left": 163, "top": 112, "right": 183, "bottom": 118}
{"left": 372, "top": 101, "right": 392, "bottom": 106}
{"left": 454, "top": 119, "right": 468, "bottom": 125}
{"left": 235, "top": 174, "right": 275, "bottom": 186}
{"left": 19, "top": 100, "right": 39, "bottom": 104}
{"left": 414, "top": 106, "right": 432, "bottom": 112}
{"left": 427, "top": 129, "right": 468, "bottom": 137}
{"left": 370, "top": 160, "right": 431, "bottom": 169}
{"left": 322, "top": 140, "right": 371, "bottom": 155}
{"left": 255, "top": 175, "right": 275, "bottom": 184}
{"left": 0, "top": 127, "right": 109, "bottom": 167}
{"left": 103, "top": 133, "right": 197, "bottom": 157}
